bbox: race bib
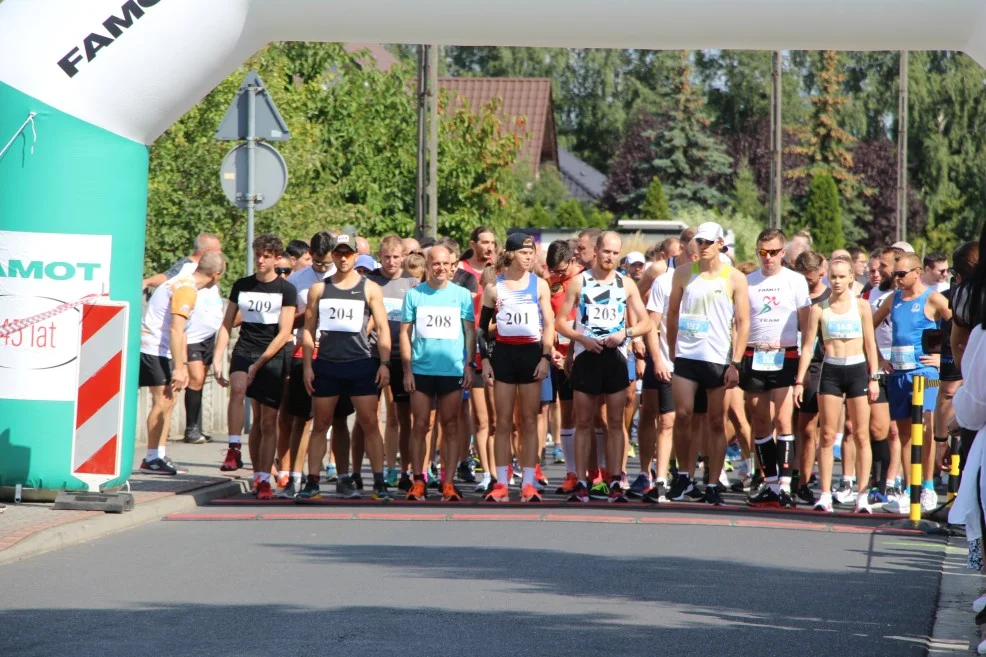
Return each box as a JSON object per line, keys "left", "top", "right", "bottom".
{"left": 587, "top": 303, "right": 621, "bottom": 331}
{"left": 497, "top": 304, "right": 540, "bottom": 338}
{"left": 827, "top": 318, "right": 862, "bottom": 340}
{"left": 752, "top": 349, "right": 785, "bottom": 372}
{"left": 880, "top": 347, "right": 891, "bottom": 360}
{"left": 238, "top": 292, "right": 283, "bottom": 324}
{"left": 383, "top": 297, "right": 403, "bottom": 322}
{"left": 318, "top": 298, "right": 364, "bottom": 333}
{"left": 890, "top": 345, "right": 917, "bottom": 370}
{"left": 678, "top": 314, "right": 709, "bottom": 340}
{"left": 416, "top": 306, "right": 459, "bottom": 339}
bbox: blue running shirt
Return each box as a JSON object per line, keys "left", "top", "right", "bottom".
{"left": 402, "top": 281, "right": 475, "bottom": 376}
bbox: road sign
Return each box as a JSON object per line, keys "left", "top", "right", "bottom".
{"left": 215, "top": 71, "right": 290, "bottom": 142}
{"left": 219, "top": 141, "right": 288, "bottom": 211}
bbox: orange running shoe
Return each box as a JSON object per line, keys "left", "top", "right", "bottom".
{"left": 484, "top": 482, "right": 510, "bottom": 503}
{"left": 555, "top": 472, "right": 579, "bottom": 495}
{"left": 441, "top": 481, "right": 462, "bottom": 502}
{"left": 256, "top": 480, "right": 274, "bottom": 500}
{"left": 535, "top": 464, "right": 549, "bottom": 487}
{"left": 220, "top": 446, "right": 243, "bottom": 472}
{"left": 406, "top": 480, "right": 427, "bottom": 501}
{"left": 521, "top": 483, "right": 542, "bottom": 503}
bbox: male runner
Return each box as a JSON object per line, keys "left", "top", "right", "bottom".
{"left": 555, "top": 231, "right": 651, "bottom": 503}
{"left": 873, "top": 252, "right": 951, "bottom": 512}
{"left": 666, "top": 222, "right": 750, "bottom": 506}
{"left": 401, "top": 245, "right": 476, "bottom": 501}
{"left": 138, "top": 252, "right": 224, "bottom": 474}
{"left": 213, "top": 234, "right": 297, "bottom": 499}
{"left": 744, "top": 229, "right": 810, "bottom": 509}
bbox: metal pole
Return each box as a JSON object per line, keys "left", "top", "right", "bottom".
{"left": 771, "top": 50, "right": 783, "bottom": 229}
{"left": 427, "top": 44, "right": 439, "bottom": 239}
{"left": 415, "top": 46, "right": 427, "bottom": 239}
{"left": 246, "top": 83, "right": 257, "bottom": 275}
{"left": 897, "top": 50, "right": 909, "bottom": 243}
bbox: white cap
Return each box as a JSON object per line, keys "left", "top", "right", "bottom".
{"left": 694, "top": 222, "right": 725, "bottom": 242}
{"left": 355, "top": 254, "right": 377, "bottom": 270}
{"left": 891, "top": 241, "right": 915, "bottom": 253}
{"left": 626, "top": 251, "right": 645, "bottom": 265}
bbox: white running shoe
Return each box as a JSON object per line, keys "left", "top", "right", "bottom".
{"left": 855, "top": 498, "right": 872, "bottom": 514}
{"left": 833, "top": 482, "right": 857, "bottom": 505}
{"left": 974, "top": 595, "right": 986, "bottom": 613}
{"left": 475, "top": 476, "right": 491, "bottom": 494}
{"left": 813, "top": 498, "right": 834, "bottom": 513}
{"left": 920, "top": 487, "right": 938, "bottom": 513}
{"left": 883, "top": 490, "right": 907, "bottom": 514}
{"left": 718, "top": 469, "right": 731, "bottom": 488}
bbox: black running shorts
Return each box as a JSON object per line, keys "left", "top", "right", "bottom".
{"left": 491, "top": 342, "right": 543, "bottom": 385}
{"left": 139, "top": 353, "right": 171, "bottom": 387}
{"left": 674, "top": 356, "right": 728, "bottom": 390}
{"left": 739, "top": 348, "right": 799, "bottom": 393}
{"left": 186, "top": 336, "right": 215, "bottom": 364}
{"left": 570, "top": 348, "right": 630, "bottom": 396}
{"left": 818, "top": 361, "right": 870, "bottom": 399}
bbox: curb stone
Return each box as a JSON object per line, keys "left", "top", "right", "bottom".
{"left": 929, "top": 534, "right": 985, "bottom": 654}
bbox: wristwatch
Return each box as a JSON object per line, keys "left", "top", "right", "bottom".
{"left": 380, "top": 361, "right": 392, "bottom": 369}
{"left": 541, "top": 353, "right": 552, "bottom": 362}
{"left": 869, "top": 372, "right": 881, "bottom": 381}
{"left": 730, "top": 360, "right": 742, "bottom": 369}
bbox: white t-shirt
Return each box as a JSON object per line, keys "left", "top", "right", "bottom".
{"left": 287, "top": 265, "right": 334, "bottom": 344}
{"left": 140, "top": 275, "right": 198, "bottom": 358}
{"left": 176, "top": 261, "right": 223, "bottom": 345}
{"left": 646, "top": 269, "right": 674, "bottom": 371}
{"left": 869, "top": 287, "right": 894, "bottom": 357}
{"left": 746, "top": 267, "right": 810, "bottom": 348}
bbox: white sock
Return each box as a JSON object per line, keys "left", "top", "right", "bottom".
{"left": 157, "top": 445, "right": 166, "bottom": 459}
{"left": 561, "top": 428, "right": 576, "bottom": 471}
{"left": 496, "top": 466, "right": 509, "bottom": 483}
{"left": 834, "top": 433, "right": 843, "bottom": 448}
{"left": 256, "top": 472, "right": 270, "bottom": 483}
{"left": 594, "top": 428, "right": 607, "bottom": 469}
{"left": 522, "top": 467, "right": 536, "bottom": 488}
{"left": 228, "top": 434, "right": 241, "bottom": 445}
{"left": 146, "top": 448, "right": 158, "bottom": 461}
{"left": 291, "top": 472, "right": 302, "bottom": 485}
{"left": 480, "top": 472, "right": 491, "bottom": 484}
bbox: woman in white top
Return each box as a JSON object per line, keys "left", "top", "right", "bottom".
{"left": 795, "top": 258, "right": 881, "bottom": 513}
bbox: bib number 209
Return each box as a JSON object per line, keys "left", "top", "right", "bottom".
{"left": 247, "top": 299, "right": 272, "bottom": 313}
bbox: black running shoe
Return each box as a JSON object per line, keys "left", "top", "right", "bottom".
{"left": 730, "top": 477, "right": 748, "bottom": 494}
{"left": 371, "top": 483, "right": 393, "bottom": 501}
{"left": 139, "top": 457, "right": 177, "bottom": 476}
{"left": 704, "top": 485, "right": 726, "bottom": 506}
{"left": 456, "top": 461, "right": 477, "bottom": 484}
{"left": 779, "top": 490, "right": 796, "bottom": 509}
{"left": 397, "top": 473, "right": 412, "bottom": 492}
{"left": 336, "top": 476, "right": 360, "bottom": 499}
{"left": 795, "top": 483, "right": 816, "bottom": 505}
{"left": 668, "top": 476, "right": 693, "bottom": 502}
{"left": 642, "top": 481, "right": 668, "bottom": 504}
{"left": 747, "top": 486, "right": 781, "bottom": 508}
{"left": 295, "top": 478, "right": 322, "bottom": 501}
{"left": 685, "top": 483, "right": 705, "bottom": 501}
{"left": 567, "top": 482, "right": 590, "bottom": 503}
{"left": 351, "top": 472, "right": 364, "bottom": 490}
{"left": 608, "top": 482, "right": 629, "bottom": 504}
{"left": 277, "top": 479, "right": 299, "bottom": 499}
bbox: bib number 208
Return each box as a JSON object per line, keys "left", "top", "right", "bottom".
{"left": 425, "top": 314, "right": 453, "bottom": 329}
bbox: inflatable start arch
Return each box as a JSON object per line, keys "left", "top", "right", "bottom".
{"left": 2, "top": 0, "right": 986, "bottom": 494}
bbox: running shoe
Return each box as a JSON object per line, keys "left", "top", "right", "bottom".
{"left": 351, "top": 472, "right": 364, "bottom": 490}
{"left": 627, "top": 442, "right": 638, "bottom": 459}
{"left": 296, "top": 477, "right": 322, "bottom": 501}
{"left": 183, "top": 433, "right": 207, "bottom": 445}
{"left": 371, "top": 483, "right": 392, "bottom": 501}
{"left": 883, "top": 488, "right": 907, "bottom": 514}
{"left": 398, "top": 473, "right": 412, "bottom": 492}
{"left": 325, "top": 464, "right": 338, "bottom": 483}
{"left": 748, "top": 486, "right": 781, "bottom": 508}
{"left": 384, "top": 468, "right": 400, "bottom": 488}
{"left": 703, "top": 485, "right": 726, "bottom": 506}
{"left": 833, "top": 482, "right": 857, "bottom": 506}
{"left": 813, "top": 499, "right": 834, "bottom": 513}
{"left": 485, "top": 482, "right": 510, "bottom": 503}
{"left": 555, "top": 473, "right": 578, "bottom": 495}
{"left": 795, "top": 484, "right": 817, "bottom": 506}
{"left": 276, "top": 472, "right": 291, "bottom": 489}
{"left": 441, "top": 482, "right": 462, "bottom": 502}
{"left": 685, "top": 483, "right": 705, "bottom": 501}
{"left": 140, "top": 457, "right": 177, "bottom": 476}
{"left": 718, "top": 469, "right": 731, "bottom": 488}
{"left": 535, "top": 464, "right": 549, "bottom": 488}
{"left": 779, "top": 490, "right": 796, "bottom": 509}
{"left": 855, "top": 498, "right": 872, "bottom": 514}
{"left": 456, "top": 461, "right": 477, "bottom": 484}
{"left": 255, "top": 480, "right": 274, "bottom": 500}
{"left": 475, "top": 476, "right": 492, "bottom": 494}
{"left": 336, "top": 476, "right": 360, "bottom": 499}
{"left": 552, "top": 447, "right": 565, "bottom": 464}
{"left": 277, "top": 479, "right": 299, "bottom": 499}
{"left": 219, "top": 447, "right": 242, "bottom": 472}
{"left": 508, "top": 465, "right": 517, "bottom": 487}
{"left": 920, "top": 487, "right": 938, "bottom": 513}
{"left": 668, "top": 476, "right": 693, "bottom": 502}
{"left": 608, "top": 482, "right": 629, "bottom": 504}
{"left": 642, "top": 481, "right": 668, "bottom": 504}
{"left": 567, "top": 482, "right": 590, "bottom": 503}
{"left": 867, "top": 488, "right": 888, "bottom": 505}
{"left": 589, "top": 481, "right": 610, "bottom": 501}
{"left": 628, "top": 473, "right": 653, "bottom": 498}
{"left": 406, "top": 481, "right": 427, "bottom": 501}
{"left": 521, "top": 484, "right": 542, "bottom": 503}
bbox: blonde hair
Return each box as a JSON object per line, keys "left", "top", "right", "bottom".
{"left": 404, "top": 252, "right": 426, "bottom": 282}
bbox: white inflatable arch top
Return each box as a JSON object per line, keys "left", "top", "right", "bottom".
{"left": 0, "top": 0, "right": 984, "bottom": 494}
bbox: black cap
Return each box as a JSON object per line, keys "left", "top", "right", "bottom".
{"left": 505, "top": 233, "right": 535, "bottom": 252}
{"left": 331, "top": 228, "right": 358, "bottom": 252}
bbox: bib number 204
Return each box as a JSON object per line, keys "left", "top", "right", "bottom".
{"left": 326, "top": 306, "right": 355, "bottom": 321}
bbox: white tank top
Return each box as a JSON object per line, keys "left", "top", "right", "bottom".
{"left": 676, "top": 262, "right": 734, "bottom": 365}
{"left": 820, "top": 296, "right": 864, "bottom": 341}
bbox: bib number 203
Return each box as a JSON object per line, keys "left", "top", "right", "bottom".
{"left": 590, "top": 306, "right": 619, "bottom": 322}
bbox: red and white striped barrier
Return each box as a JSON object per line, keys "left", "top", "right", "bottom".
{"left": 71, "top": 299, "right": 129, "bottom": 492}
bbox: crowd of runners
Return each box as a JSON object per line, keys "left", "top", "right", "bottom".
{"left": 136, "top": 222, "right": 978, "bottom": 513}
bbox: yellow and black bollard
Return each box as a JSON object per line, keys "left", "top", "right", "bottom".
{"left": 947, "top": 433, "right": 961, "bottom": 503}
{"left": 909, "top": 375, "right": 925, "bottom": 525}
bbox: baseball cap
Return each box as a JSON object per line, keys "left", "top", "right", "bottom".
{"left": 625, "top": 251, "right": 645, "bottom": 265}
{"left": 694, "top": 222, "right": 725, "bottom": 242}
{"left": 331, "top": 228, "right": 358, "bottom": 252}
{"left": 891, "top": 241, "right": 915, "bottom": 253}
{"left": 505, "top": 232, "right": 536, "bottom": 252}
{"left": 355, "top": 254, "right": 377, "bottom": 271}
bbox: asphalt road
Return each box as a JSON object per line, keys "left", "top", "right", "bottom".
{"left": 0, "top": 508, "right": 945, "bottom": 657}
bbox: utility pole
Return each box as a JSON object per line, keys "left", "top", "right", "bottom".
{"left": 769, "top": 50, "right": 783, "bottom": 229}
{"left": 897, "top": 50, "right": 909, "bottom": 243}
{"left": 415, "top": 45, "right": 428, "bottom": 239}
{"left": 427, "top": 45, "right": 439, "bottom": 239}
{"left": 245, "top": 82, "right": 257, "bottom": 274}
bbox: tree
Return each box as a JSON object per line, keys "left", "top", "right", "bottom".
{"left": 640, "top": 177, "right": 670, "bottom": 220}
{"left": 799, "top": 172, "right": 844, "bottom": 254}
{"left": 601, "top": 111, "right": 664, "bottom": 215}
{"left": 731, "top": 165, "right": 767, "bottom": 224}
{"left": 850, "top": 138, "right": 927, "bottom": 249}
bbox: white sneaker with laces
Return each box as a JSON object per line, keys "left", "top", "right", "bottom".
{"left": 833, "top": 483, "right": 857, "bottom": 505}
{"left": 920, "top": 487, "right": 938, "bottom": 513}
{"left": 883, "top": 490, "right": 906, "bottom": 514}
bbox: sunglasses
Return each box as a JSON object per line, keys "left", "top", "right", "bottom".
{"left": 275, "top": 267, "right": 292, "bottom": 276}
{"left": 695, "top": 238, "right": 716, "bottom": 247}
{"left": 936, "top": 267, "right": 949, "bottom": 275}
{"left": 758, "top": 247, "right": 783, "bottom": 258}
{"left": 892, "top": 267, "right": 919, "bottom": 279}
{"left": 311, "top": 260, "right": 333, "bottom": 271}
{"left": 949, "top": 267, "right": 958, "bottom": 276}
